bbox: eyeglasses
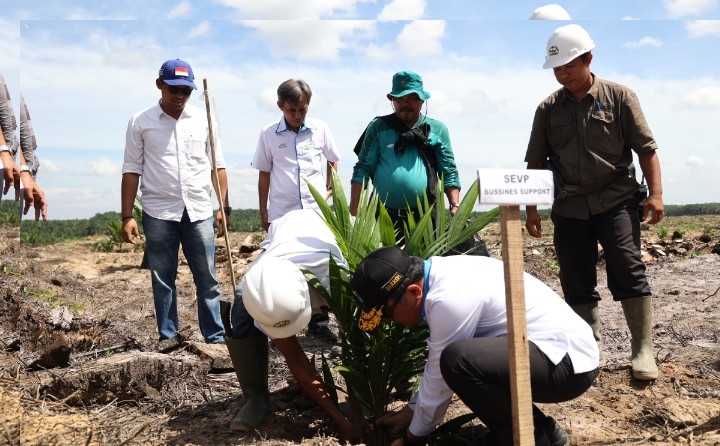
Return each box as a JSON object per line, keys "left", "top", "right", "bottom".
{"left": 164, "top": 83, "right": 193, "bottom": 96}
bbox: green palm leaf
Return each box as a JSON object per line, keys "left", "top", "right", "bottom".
{"left": 306, "top": 170, "right": 498, "bottom": 442}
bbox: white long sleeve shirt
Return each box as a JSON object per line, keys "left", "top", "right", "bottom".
{"left": 409, "top": 255, "right": 600, "bottom": 437}
{"left": 122, "top": 103, "right": 225, "bottom": 222}
{"left": 251, "top": 117, "right": 339, "bottom": 224}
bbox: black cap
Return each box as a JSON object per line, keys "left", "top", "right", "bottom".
{"left": 352, "top": 246, "right": 412, "bottom": 330}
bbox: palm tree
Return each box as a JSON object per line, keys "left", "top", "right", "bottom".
{"left": 307, "top": 172, "right": 499, "bottom": 445}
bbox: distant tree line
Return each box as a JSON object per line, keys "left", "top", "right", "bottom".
{"left": 17, "top": 203, "right": 720, "bottom": 247}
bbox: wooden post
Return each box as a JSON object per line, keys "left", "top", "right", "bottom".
{"left": 203, "top": 78, "right": 237, "bottom": 289}
{"left": 477, "top": 168, "right": 554, "bottom": 446}
{"left": 500, "top": 205, "right": 534, "bottom": 445}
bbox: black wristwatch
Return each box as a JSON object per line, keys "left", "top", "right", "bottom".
{"left": 223, "top": 206, "right": 232, "bottom": 214}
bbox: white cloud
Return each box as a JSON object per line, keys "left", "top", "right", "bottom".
{"left": 213, "top": 0, "right": 366, "bottom": 19}
{"left": 622, "top": 36, "right": 663, "bottom": 49}
{"left": 678, "top": 86, "right": 720, "bottom": 109}
{"left": 39, "top": 159, "right": 62, "bottom": 174}
{"left": 255, "top": 86, "right": 280, "bottom": 112}
{"left": 396, "top": 20, "right": 446, "bottom": 57}
{"left": 243, "top": 20, "right": 375, "bottom": 60}
{"left": 86, "top": 157, "right": 121, "bottom": 176}
{"left": 686, "top": 156, "right": 706, "bottom": 166}
{"left": 189, "top": 21, "right": 213, "bottom": 39}
{"left": 378, "top": 0, "right": 427, "bottom": 20}
{"left": 664, "top": 0, "right": 718, "bottom": 18}
{"left": 685, "top": 20, "right": 720, "bottom": 37}
{"left": 168, "top": 0, "right": 192, "bottom": 19}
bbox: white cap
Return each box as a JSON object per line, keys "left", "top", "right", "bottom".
{"left": 543, "top": 24, "right": 595, "bottom": 69}
{"left": 529, "top": 4, "right": 572, "bottom": 20}
{"left": 242, "top": 256, "right": 311, "bottom": 339}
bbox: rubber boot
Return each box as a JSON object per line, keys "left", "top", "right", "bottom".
{"left": 621, "top": 297, "right": 659, "bottom": 380}
{"left": 225, "top": 335, "right": 271, "bottom": 431}
{"left": 571, "top": 302, "right": 604, "bottom": 366}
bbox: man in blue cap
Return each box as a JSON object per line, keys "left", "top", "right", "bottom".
{"left": 349, "top": 71, "right": 461, "bottom": 230}
{"left": 121, "top": 59, "right": 230, "bottom": 347}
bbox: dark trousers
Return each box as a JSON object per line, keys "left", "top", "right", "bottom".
{"left": 440, "top": 337, "right": 598, "bottom": 446}
{"left": 552, "top": 201, "right": 651, "bottom": 306}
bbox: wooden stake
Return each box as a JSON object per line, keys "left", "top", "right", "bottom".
{"left": 203, "top": 78, "right": 236, "bottom": 289}
{"left": 500, "top": 205, "right": 534, "bottom": 446}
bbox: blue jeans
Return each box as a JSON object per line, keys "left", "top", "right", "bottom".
{"left": 230, "top": 280, "right": 264, "bottom": 339}
{"left": 142, "top": 210, "right": 225, "bottom": 343}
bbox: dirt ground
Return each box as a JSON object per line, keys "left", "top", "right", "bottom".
{"left": 1, "top": 215, "right": 719, "bottom": 446}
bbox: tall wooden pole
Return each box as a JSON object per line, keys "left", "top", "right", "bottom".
{"left": 203, "top": 78, "right": 236, "bottom": 289}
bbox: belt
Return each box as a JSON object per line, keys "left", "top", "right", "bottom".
{"left": 385, "top": 207, "right": 418, "bottom": 218}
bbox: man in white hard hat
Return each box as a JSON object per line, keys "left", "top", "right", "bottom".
{"left": 529, "top": 4, "right": 571, "bottom": 20}
{"left": 224, "top": 209, "right": 359, "bottom": 444}
{"left": 524, "top": 24, "right": 665, "bottom": 380}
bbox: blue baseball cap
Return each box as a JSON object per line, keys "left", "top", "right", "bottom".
{"left": 158, "top": 59, "right": 197, "bottom": 89}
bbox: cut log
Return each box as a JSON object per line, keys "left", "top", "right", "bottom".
{"left": 40, "top": 351, "right": 209, "bottom": 406}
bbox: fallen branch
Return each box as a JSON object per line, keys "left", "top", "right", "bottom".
{"left": 71, "top": 339, "right": 141, "bottom": 360}
{"left": 702, "top": 286, "right": 719, "bottom": 302}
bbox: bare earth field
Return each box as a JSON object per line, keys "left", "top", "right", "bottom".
{"left": 1, "top": 215, "right": 719, "bottom": 446}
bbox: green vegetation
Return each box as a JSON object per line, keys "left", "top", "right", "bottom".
{"left": 306, "top": 172, "right": 498, "bottom": 445}
{"left": 0, "top": 200, "right": 20, "bottom": 226}
{"left": 657, "top": 225, "right": 669, "bottom": 239}
{"left": 91, "top": 220, "right": 125, "bottom": 252}
{"left": 23, "top": 285, "right": 63, "bottom": 308}
{"left": 17, "top": 201, "right": 720, "bottom": 248}
{"left": 21, "top": 208, "right": 264, "bottom": 247}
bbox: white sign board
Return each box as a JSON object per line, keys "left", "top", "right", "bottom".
{"left": 477, "top": 169, "right": 554, "bottom": 205}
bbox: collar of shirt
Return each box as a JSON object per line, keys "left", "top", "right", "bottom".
{"left": 559, "top": 73, "right": 597, "bottom": 103}
{"left": 154, "top": 100, "right": 198, "bottom": 120}
{"left": 275, "top": 116, "right": 316, "bottom": 134}
{"left": 420, "top": 258, "right": 432, "bottom": 321}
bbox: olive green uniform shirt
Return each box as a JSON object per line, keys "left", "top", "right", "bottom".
{"left": 525, "top": 75, "right": 658, "bottom": 219}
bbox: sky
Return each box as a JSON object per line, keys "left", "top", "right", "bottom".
{"left": 2, "top": 0, "right": 719, "bottom": 220}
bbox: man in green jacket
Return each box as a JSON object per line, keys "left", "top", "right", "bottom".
{"left": 349, "top": 71, "right": 461, "bottom": 230}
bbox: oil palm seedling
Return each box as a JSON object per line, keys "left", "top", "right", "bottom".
{"left": 306, "top": 171, "right": 498, "bottom": 445}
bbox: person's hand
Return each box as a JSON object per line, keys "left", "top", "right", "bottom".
{"left": 524, "top": 206, "right": 542, "bottom": 238}
{"left": 376, "top": 405, "right": 414, "bottom": 436}
{"left": 121, "top": 217, "right": 140, "bottom": 244}
{"left": 214, "top": 209, "right": 230, "bottom": 238}
{"left": 1, "top": 152, "right": 19, "bottom": 196}
{"left": 22, "top": 181, "right": 48, "bottom": 221}
{"left": 325, "top": 187, "right": 333, "bottom": 202}
{"left": 335, "top": 417, "right": 360, "bottom": 445}
{"left": 643, "top": 194, "right": 664, "bottom": 225}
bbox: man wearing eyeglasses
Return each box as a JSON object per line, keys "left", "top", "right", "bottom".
{"left": 121, "top": 59, "right": 230, "bottom": 348}
{"left": 349, "top": 71, "right": 461, "bottom": 231}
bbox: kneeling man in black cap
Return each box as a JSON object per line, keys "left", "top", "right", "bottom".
{"left": 352, "top": 246, "right": 600, "bottom": 446}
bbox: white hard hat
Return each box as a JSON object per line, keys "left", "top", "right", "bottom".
{"left": 242, "top": 256, "right": 311, "bottom": 339}
{"left": 529, "top": 4, "right": 571, "bottom": 20}
{"left": 543, "top": 24, "right": 595, "bottom": 69}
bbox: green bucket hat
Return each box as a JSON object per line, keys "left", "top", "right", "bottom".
{"left": 387, "top": 71, "right": 431, "bottom": 100}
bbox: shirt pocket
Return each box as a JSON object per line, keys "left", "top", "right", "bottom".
{"left": 185, "top": 134, "right": 209, "bottom": 165}
{"left": 548, "top": 114, "right": 574, "bottom": 147}
{"left": 588, "top": 107, "right": 615, "bottom": 141}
